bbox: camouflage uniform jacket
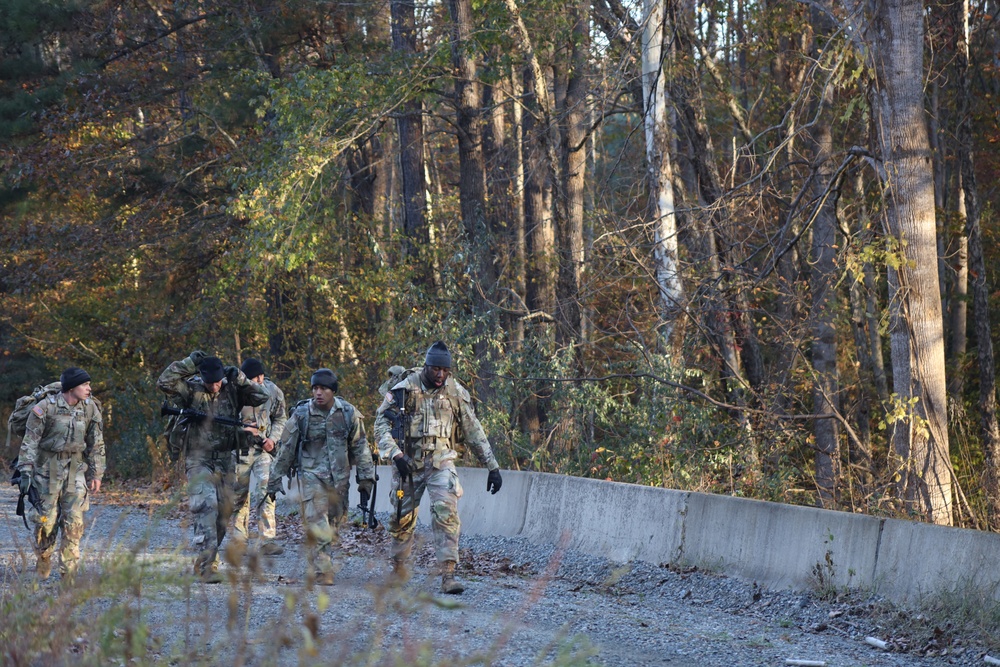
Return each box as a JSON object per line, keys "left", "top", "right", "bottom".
{"left": 271, "top": 397, "right": 375, "bottom": 485}
{"left": 157, "top": 357, "right": 268, "bottom": 453}
{"left": 240, "top": 378, "right": 287, "bottom": 448}
{"left": 374, "top": 372, "right": 499, "bottom": 472}
{"left": 18, "top": 392, "right": 105, "bottom": 483}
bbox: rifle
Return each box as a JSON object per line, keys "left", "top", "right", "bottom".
{"left": 10, "top": 465, "right": 42, "bottom": 530}
{"left": 160, "top": 403, "right": 254, "bottom": 429}
{"left": 389, "top": 387, "right": 412, "bottom": 525}
{"left": 357, "top": 451, "right": 380, "bottom": 530}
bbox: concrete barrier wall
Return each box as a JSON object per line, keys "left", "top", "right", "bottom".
{"left": 320, "top": 465, "right": 1000, "bottom": 604}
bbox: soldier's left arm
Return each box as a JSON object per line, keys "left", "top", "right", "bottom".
{"left": 348, "top": 409, "right": 376, "bottom": 481}
{"left": 268, "top": 384, "right": 288, "bottom": 442}
{"left": 232, "top": 367, "right": 269, "bottom": 408}
{"left": 85, "top": 402, "right": 106, "bottom": 489}
{"left": 457, "top": 388, "right": 499, "bottom": 471}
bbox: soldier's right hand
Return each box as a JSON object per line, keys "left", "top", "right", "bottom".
{"left": 189, "top": 350, "right": 207, "bottom": 366}
{"left": 394, "top": 453, "right": 414, "bottom": 478}
{"left": 18, "top": 469, "right": 31, "bottom": 495}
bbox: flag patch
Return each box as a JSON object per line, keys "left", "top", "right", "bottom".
{"left": 32, "top": 404, "right": 44, "bottom": 417}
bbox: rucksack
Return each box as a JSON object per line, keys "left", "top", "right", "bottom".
{"left": 377, "top": 365, "right": 418, "bottom": 397}
{"left": 159, "top": 402, "right": 187, "bottom": 462}
{"left": 6, "top": 382, "right": 62, "bottom": 451}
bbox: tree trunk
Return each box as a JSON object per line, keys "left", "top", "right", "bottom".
{"left": 555, "top": 0, "right": 589, "bottom": 346}
{"left": 642, "top": 0, "right": 683, "bottom": 346}
{"left": 868, "top": 0, "right": 953, "bottom": 524}
{"left": 954, "top": 0, "right": 1000, "bottom": 526}
{"left": 522, "top": 63, "right": 556, "bottom": 454}
{"left": 483, "top": 58, "right": 525, "bottom": 346}
{"left": 447, "top": 0, "right": 497, "bottom": 400}
{"left": 808, "top": 0, "right": 842, "bottom": 507}
{"left": 391, "top": 0, "right": 428, "bottom": 259}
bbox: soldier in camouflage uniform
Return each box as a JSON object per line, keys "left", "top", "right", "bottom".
{"left": 266, "top": 368, "right": 375, "bottom": 585}
{"left": 374, "top": 342, "right": 503, "bottom": 594}
{"left": 232, "top": 358, "right": 287, "bottom": 556}
{"left": 157, "top": 351, "right": 268, "bottom": 583}
{"left": 16, "top": 367, "right": 104, "bottom": 579}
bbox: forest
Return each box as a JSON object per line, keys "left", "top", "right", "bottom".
{"left": 2, "top": 0, "right": 999, "bottom": 529}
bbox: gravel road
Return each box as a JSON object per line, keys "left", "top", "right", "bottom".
{"left": 0, "top": 481, "right": 991, "bottom": 666}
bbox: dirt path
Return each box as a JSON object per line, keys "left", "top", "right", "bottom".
{"left": 0, "top": 482, "right": 969, "bottom": 666}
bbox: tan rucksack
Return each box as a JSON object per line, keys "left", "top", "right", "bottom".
{"left": 6, "top": 382, "right": 62, "bottom": 450}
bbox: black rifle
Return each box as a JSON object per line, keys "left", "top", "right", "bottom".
{"left": 10, "top": 463, "right": 42, "bottom": 530}
{"left": 357, "top": 451, "right": 380, "bottom": 530}
{"left": 389, "top": 387, "right": 412, "bottom": 525}
{"left": 160, "top": 403, "right": 254, "bottom": 429}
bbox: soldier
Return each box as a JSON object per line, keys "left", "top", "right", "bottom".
{"left": 232, "top": 358, "right": 287, "bottom": 556}
{"left": 16, "top": 367, "right": 104, "bottom": 579}
{"left": 374, "top": 341, "right": 503, "bottom": 594}
{"left": 157, "top": 351, "right": 268, "bottom": 583}
{"left": 266, "top": 368, "right": 375, "bottom": 585}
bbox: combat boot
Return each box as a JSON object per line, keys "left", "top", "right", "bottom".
{"left": 36, "top": 554, "right": 51, "bottom": 580}
{"left": 194, "top": 559, "right": 224, "bottom": 584}
{"left": 440, "top": 560, "right": 464, "bottom": 595}
{"left": 315, "top": 571, "right": 335, "bottom": 586}
{"left": 260, "top": 541, "right": 284, "bottom": 556}
{"left": 389, "top": 557, "right": 410, "bottom": 585}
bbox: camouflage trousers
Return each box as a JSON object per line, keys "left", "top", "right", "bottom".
{"left": 28, "top": 452, "right": 89, "bottom": 575}
{"left": 297, "top": 471, "right": 350, "bottom": 576}
{"left": 389, "top": 462, "right": 463, "bottom": 564}
{"left": 185, "top": 450, "right": 236, "bottom": 574}
{"left": 233, "top": 449, "right": 276, "bottom": 542}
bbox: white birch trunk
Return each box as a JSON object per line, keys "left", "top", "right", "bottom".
{"left": 642, "top": 0, "right": 683, "bottom": 342}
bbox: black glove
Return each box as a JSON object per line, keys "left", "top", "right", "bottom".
{"left": 359, "top": 488, "right": 371, "bottom": 510}
{"left": 487, "top": 469, "right": 503, "bottom": 495}
{"left": 18, "top": 469, "right": 31, "bottom": 495}
{"left": 189, "top": 350, "right": 207, "bottom": 366}
{"left": 225, "top": 366, "right": 242, "bottom": 383}
{"left": 394, "top": 454, "right": 414, "bottom": 478}
{"left": 357, "top": 477, "right": 374, "bottom": 497}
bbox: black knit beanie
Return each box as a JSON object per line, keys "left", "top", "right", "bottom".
{"left": 241, "top": 357, "right": 265, "bottom": 379}
{"left": 60, "top": 367, "right": 91, "bottom": 392}
{"left": 199, "top": 357, "right": 225, "bottom": 383}
{"left": 310, "top": 368, "right": 338, "bottom": 392}
{"left": 424, "top": 341, "right": 452, "bottom": 368}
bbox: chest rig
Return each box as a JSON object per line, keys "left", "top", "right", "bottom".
{"left": 38, "top": 396, "right": 97, "bottom": 454}
{"left": 395, "top": 377, "right": 465, "bottom": 464}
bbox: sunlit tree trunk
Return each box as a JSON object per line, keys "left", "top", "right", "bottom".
{"left": 867, "top": 0, "right": 953, "bottom": 524}
{"left": 642, "top": 0, "right": 683, "bottom": 346}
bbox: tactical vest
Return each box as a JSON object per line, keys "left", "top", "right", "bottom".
{"left": 397, "top": 375, "right": 465, "bottom": 455}
{"left": 34, "top": 395, "right": 100, "bottom": 454}
{"left": 292, "top": 398, "right": 352, "bottom": 452}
